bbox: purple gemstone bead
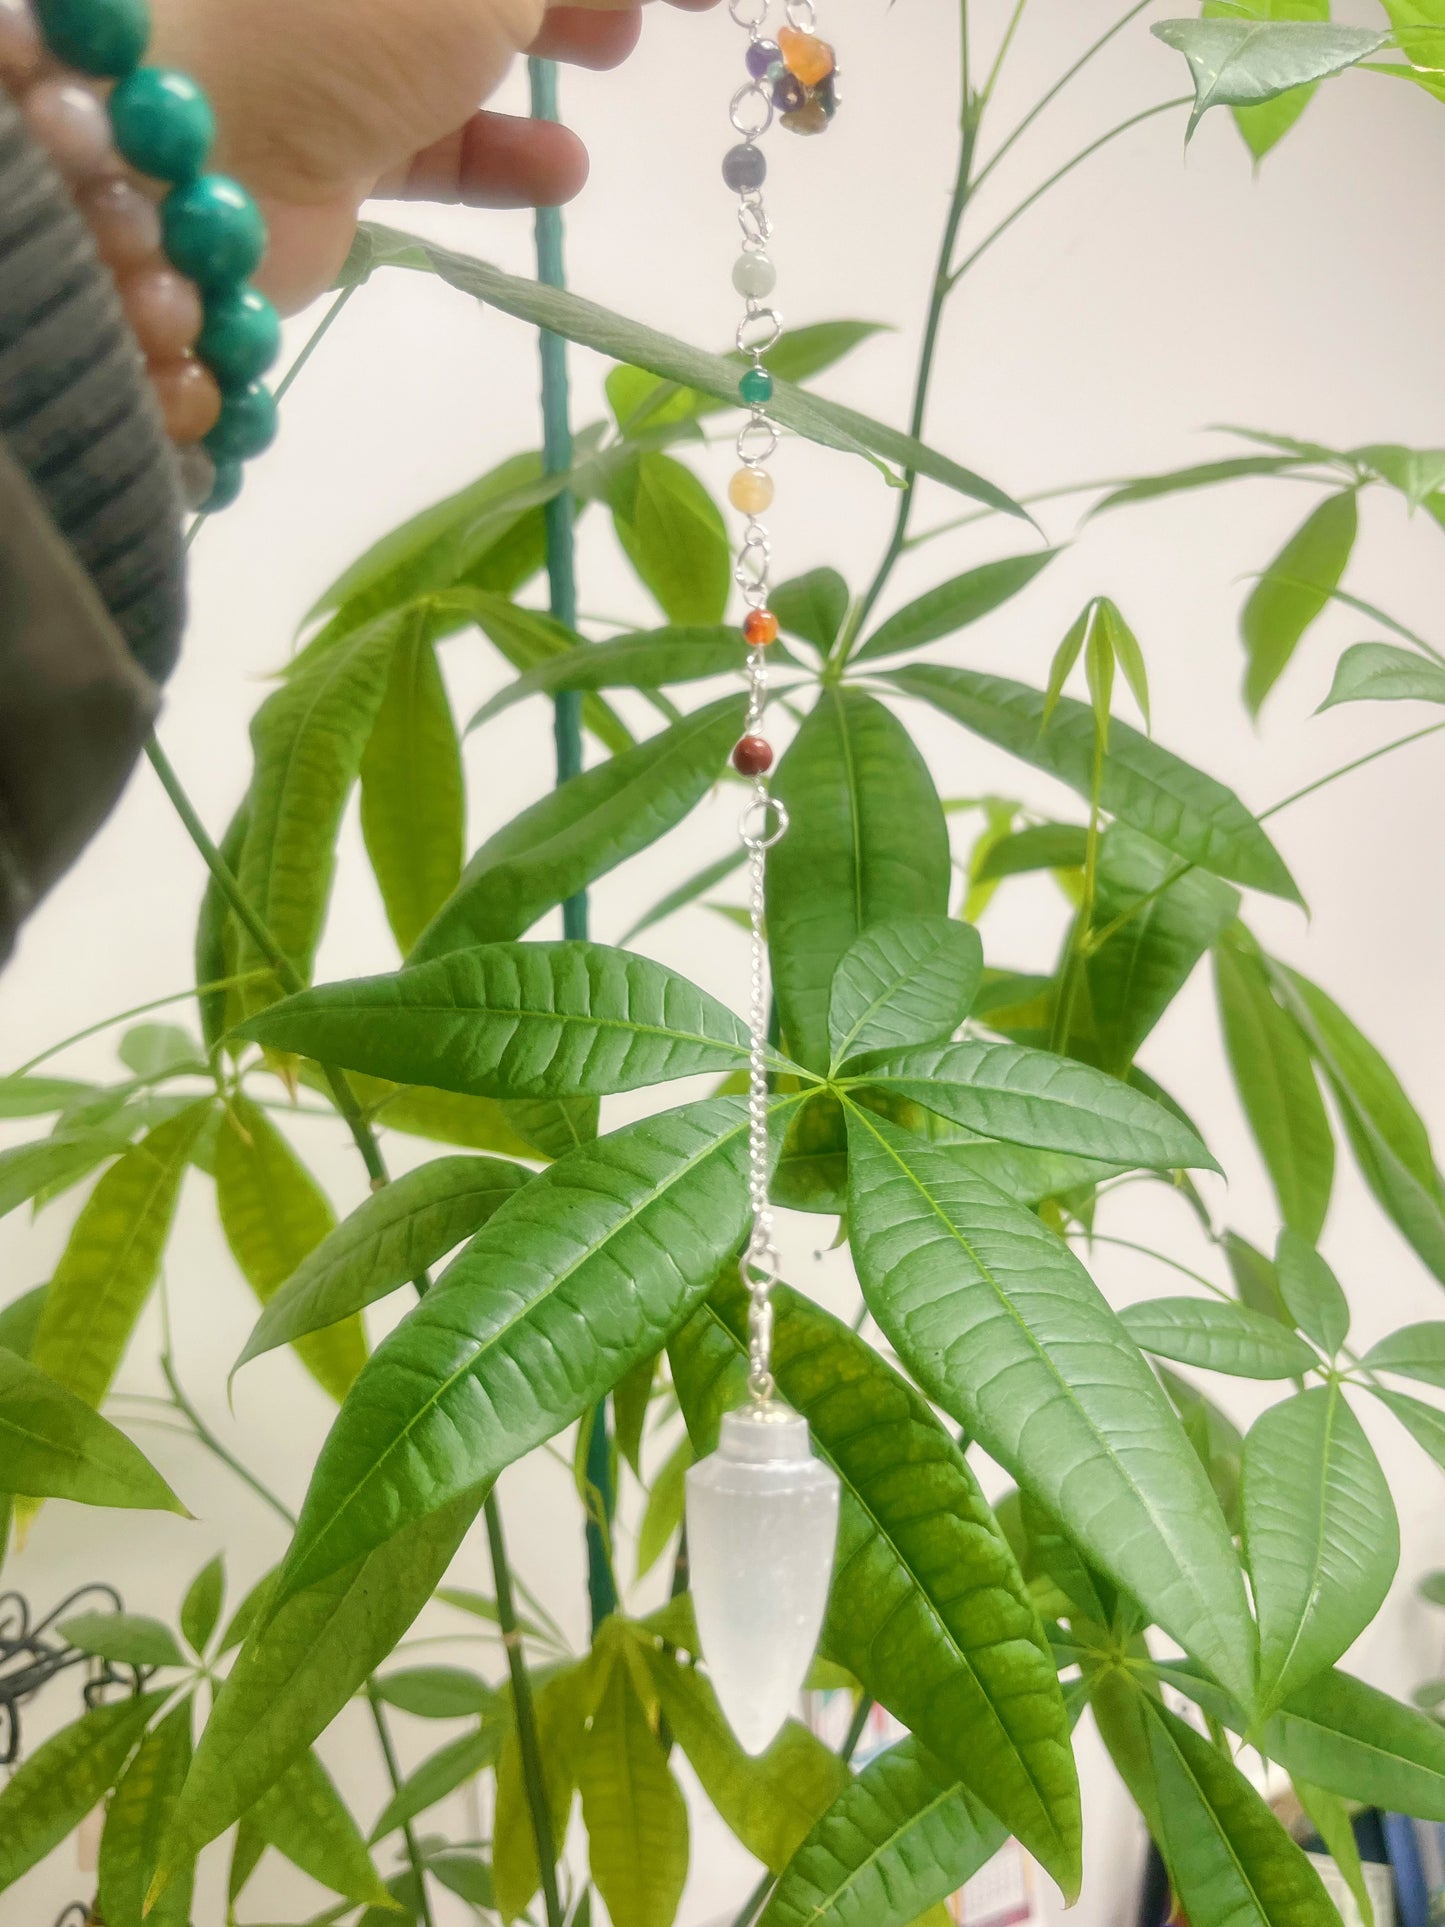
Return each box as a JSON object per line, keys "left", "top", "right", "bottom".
{"left": 773, "top": 72, "right": 805, "bottom": 113}
{"left": 745, "top": 37, "right": 780, "bottom": 79}
{"left": 722, "top": 142, "right": 767, "bottom": 194}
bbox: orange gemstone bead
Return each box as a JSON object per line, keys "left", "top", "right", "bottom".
{"left": 733, "top": 735, "right": 774, "bottom": 776}
{"left": 744, "top": 609, "right": 779, "bottom": 647}
{"left": 778, "top": 26, "right": 835, "bottom": 87}
{"left": 151, "top": 356, "right": 222, "bottom": 444}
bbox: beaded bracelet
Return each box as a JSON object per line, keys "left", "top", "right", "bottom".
{"left": 0, "top": 0, "right": 279, "bottom": 513}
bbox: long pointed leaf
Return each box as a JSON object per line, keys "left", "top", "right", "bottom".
{"left": 828, "top": 918, "right": 983, "bottom": 1068}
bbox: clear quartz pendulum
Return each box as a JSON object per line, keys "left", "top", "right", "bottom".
{"left": 685, "top": 0, "right": 842, "bottom": 1760}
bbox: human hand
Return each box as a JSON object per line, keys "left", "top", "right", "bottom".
{"left": 148, "top": 0, "right": 717, "bottom": 312}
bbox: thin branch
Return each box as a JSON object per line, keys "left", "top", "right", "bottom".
{"left": 950, "top": 98, "right": 1191, "bottom": 290}
{"left": 980, "top": 0, "right": 1030, "bottom": 106}
{"left": 160, "top": 1353, "right": 296, "bottom": 1528}
{"left": 487, "top": 1492, "right": 564, "bottom": 1927}
{"left": 367, "top": 1688, "right": 439, "bottom": 1927}
{"left": 9, "top": 973, "right": 265, "bottom": 1079}
{"left": 1260, "top": 720, "right": 1445, "bottom": 821}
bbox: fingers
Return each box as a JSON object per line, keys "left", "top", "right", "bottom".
{"left": 529, "top": 6, "right": 643, "bottom": 67}
{"left": 390, "top": 110, "right": 590, "bottom": 208}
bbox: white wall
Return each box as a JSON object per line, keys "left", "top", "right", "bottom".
{"left": 3, "top": 1, "right": 1444, "bottom": 1921}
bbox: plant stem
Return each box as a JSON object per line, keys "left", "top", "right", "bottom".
{"left": 979, "top": 0, "right": 1030, "bottom": 106}
{"left": 486, "top": 1492, "right": 564, "bottom": 1927}
{"left": 972, "top": 0, "right": 1158, "bottom": 190}
{"left": 842, "top": 29, "right": 981, "bottom": 654}
{"left": 529, "top": 54, "right": 617, "bottom": 1635}
{"left": 144, "top": 737, "right": 391, "bottom": 1191}
{"left": 1260, "top": 720, "right": 1445, "bottom": 820}
{"left": 949, "top": 98, "right": 1191, "bottom": 289}
{"left": 160, "top": 1352, "right": 297, "bottom": 1528}
{"left": 366, "top": 1688, "right": 438, "bottom": 1927}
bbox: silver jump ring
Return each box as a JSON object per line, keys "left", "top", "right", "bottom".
{"left": 731, "top": 82, "right": 774, "bottom": 139}
{"left": 740, "top": 1251, "right": 782, "bottom": 1296}
{"left": 739, "top": 794, "right": 790, "bottom": 852}
{"left": 785, "top": 0, "right": 817, "bottom": 27}
{"left": 737, "top": 199, "right": 772, "bottom": 247}
{"left": 737, "top": 307, "right": 784, "bottom": 356}
{"left": 729, "top": 0, "right": 769, "bottom": 26}
{"left": 737, "top": 418, "right": 780, "bottom": 464}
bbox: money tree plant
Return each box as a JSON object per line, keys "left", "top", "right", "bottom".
{"left": 3, "top": 8, "right": 1445, "bottom": 1927}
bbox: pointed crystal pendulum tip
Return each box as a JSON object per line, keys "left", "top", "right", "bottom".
{"left": 685, "top": 1404, "right": 841, "bottom": 1757}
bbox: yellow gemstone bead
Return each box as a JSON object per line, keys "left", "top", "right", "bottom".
{"left": 729, "top": 467, "right": 775, "bottom": 515}
{"left": 778, "top": 25, "right": 835, "bottom": 86}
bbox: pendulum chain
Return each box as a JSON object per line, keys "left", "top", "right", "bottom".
{"left": 721, "top": 0, "right": 839, "bottom": 1407}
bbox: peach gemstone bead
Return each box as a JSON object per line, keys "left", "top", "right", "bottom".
{"left": 778, "top": 26, "right": 835, "bottom": 86}
{"left": 121, "top": 267, "right": 203, "bottom": 360}
{"left": 729, "top": 466, "right": 775, "bottom": 516}
{"left": 77, "top": 177, "right": 163, "bottom": 272}
{"left": 25, "top": 78, "right": 116, "bottom": 180}
{"left": 0, "top": 0, "right": 42, "bottom": 86}
{"left": 151, "top": 357, "right": 222, "bottom": 444}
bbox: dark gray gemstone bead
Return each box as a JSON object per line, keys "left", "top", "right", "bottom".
{"left": 722, "top": 142, "right": 767, "bottom": 194}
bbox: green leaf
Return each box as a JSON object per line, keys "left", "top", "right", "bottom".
{"left": 1244, "top": 1383, "right": 1398, "bottom": 1715}
{"left": 1202, "top": 0, "right": 1332, "bottom": 159}
{"left": 359, "top": 607, "right": 465, "bottom": 954}
{"left": 369, "top": 1723, "right": 501, "bottom": 1842}
{"left": 1085, "top": 606, "right": 1115, "bottom": 745}
{"left": 853, "top": 551, "right": 1061, "bottom": 663}
{"left": 443, "top": 589, "right": 633, "bottom": 756}
{"left": 640, "top": 1642, "right": 850, "bottom": 1874}
{"left": 1361, "top": 1321, "right": 1445, "bottom": 1389}
{"left": 268, "top": 1100, "right": 755, "bottom": 1610}
{"left": 0, "top": 1690, "right": 166, "bottom": 1892}
{"left": 1318, "top": 641, "right": 1445, "bottom": 710}
{"left": 411, "top": 696, "right": 744, "bottom": 962}
{"left": 59, "top": 1610, "right": 186, "bottom": 1669}
{"left": 1273, "top": 964, "right": 1445, "bottom": 1282}
{"left": 1378, "top": 0, "right": 1445, "bottom": 69}
{"left": 468, "top": 626, "right": 747, "bottom": 733}
{"left": 1096, "top": 598, "right": 1150, "bottom": 730}
{"left": 1160, "top": 1366, "right": 1246, "bottom": 1534}
{"left": 828, "top": 918, "right": 983, "bottom": 1068}
{"left": 772, "top": 569, "right": 850, "bottom": 654}
{"left": 233, "top": 611, "right": 408, "bottom": 1015}
{"left": 1151, "top": 20, "right": 1387, "bottom": 138}
{"left": 606, "top": 322, "right": 890, "bottom": 436}
{"left": 844, "top": 1108, "right": 1257, "bottom": 1710}
{"left": 671, "top": 1276, "right": 1082, "bottom": 1891}
{"left": 620, "top": 849, "right": 746, "bottom": 946}
{"left": 1372, "top": 1386, "right": 1445, "bottom": 1476}
{"left": 1275, "top": 1230, "right": 1350, "bottom": 1356}
{"left": 1121, "top": 1298, "right": 1319, "bottom": 1379}
{"left": 426, "top": 1849, "right": 496, "bottom": 1908}
{"left": 1215, "top": 933, "right": 1334, "bottom": 1243}
{"left": 1241, "top": 490, "right": 1359, "bottom": 713}
{"left": 1294, "top": 1779, "right": 1375, "bottom": 1927}
{"left": 636, "top": 1432, "right": 691, "bottom": 1583}
{"left": 154, "top": 1487, "right": 482, "bottom": 1884}
{"left": 236, "top": 1154, "right": 530, "bottom": 1374}
{"left": 1078, "top": 828, "right": 1240, "bottom": 1077}
{"left": 0, "top": 1129, "right": 130, "bottom": 1223}
{"left": 118, "top": 1025, "right": 206, "bottom": 1079}
{"left": 854, "top": 1039, "right": 1215, "bottom": 1170}
{"left": 181, "top": 1557, "right": 225, "bottom": 1657}
{"left": 974, "top": 824, "right": 1089, "bottom": 881}
{"left": 195, "top": 792, "right": 252, "bottom": 1055}
{"left": 240, "top": 942, "right": 749, "bottom": 1103}
{"left": 494, "top": 1659, "right": 595, "bottom": 1919}
{"left": 0, "top": 1074, "right": 92, "bottom": 1119}
{"left": 216, "top": 1097, "right": 367, "bottom": 1404}
{"left": 758, "top": 1736, "right": 1006, "bottom": 1927}
{"left": 768, "top": 690, "right": 951, "bottom": 1071}
{"left": 609, "top": 452, "right": 730, "bottom": 625}
{"left": 0, "top": 1284, "right": 45, "bottom": 1355}
{"left": 98, "top": 1699, "right": 193, "bottom": 1927}
{"left": 1354, "top": 441, "right": 1445, "bottom": 507}
{"left": 1225, "top": 1231, "right": 1294, "bottom": 1328}
{"left": 372, "top": 1667, "right": 497, "bottom": 1721}
{"left": 883, "top": 664, "right": 1300, "bottom": 901}
{"left": 366, "top": 226, "right": 1026, "bottom": 516}
{"left": 30, "top": 1102, "right": 210, "bottom": 1409}
{"left": 251, "top": 1746, "right": 390, "bottom": 1905}
{"left": 614, "top": 1352, "right": 657, "bottom": 1478}
{"left": 1272, "top": 1667, "right": 1445, "bottom": 1818}
{"left": 1093, "top": 454, "right": 1306, "bottom": 512}
{"left": 0, "top": 1348, "right": 184, "bottom": 1510}
{"left": 578, "top": 1653, "right": 690, "bottom": 1927}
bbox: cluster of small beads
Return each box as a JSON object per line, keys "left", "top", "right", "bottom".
{"left": 0, "top": 0, "right": 281, "bottom": 512}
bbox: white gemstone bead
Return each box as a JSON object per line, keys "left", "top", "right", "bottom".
{"left": 685, "top": 1405, "right": 840, "bottom": 1757}
{"left": 733, "top": 252, "right": 777, "bottom": 299}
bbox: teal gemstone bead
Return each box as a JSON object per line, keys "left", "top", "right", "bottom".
{"left": 110, "top": 68, "right": 215, "bottom": 183}
{"left": 162, "top": 175, "right": 266, "bottom": 290}
{"left": 202, "top": 461, "right": 245, "bottom": 514}
{"left": 198, "top": 286, "right": 281, "bottom": 390}
{"left": 34, "top": 0, "right": 149, "bottom": 76}
{"left": 205, "top": 382, "right": 278, "bottom": 463}
{"left": 739, "top": 366, "right": 774, "bottom": 406}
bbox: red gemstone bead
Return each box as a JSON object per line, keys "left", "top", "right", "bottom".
{"left": 733, "top": 735, "right": 774, "bottom": 776}
{"left": 744, "top": 608, "right": 780, "bottom": 647}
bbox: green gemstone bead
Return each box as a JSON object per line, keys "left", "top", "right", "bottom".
{"left": 739, "top": 366, "right": 774, "bottom": 406}
{"left": 198, "top": 286, "right": 281, "bottom": 390}
{"left": 33, "top": 0, "right": 149, "bottom": 76}
{"left": 202, "top": 461, "right": 245, "bottom": 514}
{"left": 205, "top": 382, "right": 278, "bottom": 463}
{"left": 110, "top": 68, "right": 215, "bottom": 183}
{"left": 162, "top": 175, "right": 266, "bottom": 290}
